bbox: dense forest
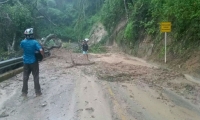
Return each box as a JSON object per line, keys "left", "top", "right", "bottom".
{"left": 0, "top": 0, "right": 200, "bottom": 64}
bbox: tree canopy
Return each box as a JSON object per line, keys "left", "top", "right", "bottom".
{"left": 0, "top": 0, "right": 200, "bottom": 60}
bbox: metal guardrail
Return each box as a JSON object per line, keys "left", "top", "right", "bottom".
{"left": 0, "top": 57, "right": 23, "bottom": 74}
{"left": 0, "top": 57, "right": 23, "bottom": 69}
{"left": 0, "top": 51, "right": 51, "bottom": 75}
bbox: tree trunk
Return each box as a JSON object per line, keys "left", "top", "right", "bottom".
{"left": 7, "top": 33, "right": 16, "bottom": 54}
{"left": 41, "top": 34, "right": 56, "bottom": 45}
{"left": 40, "top": 34, "right": 62, "bottom": 50}
{"left": 123, "top": 0, "right": 129, "bottom": 21}
{"left": 7, "top": 43, "right": 11, "bottom": 55}
{"left": 11, "top": 33, "right": 16, "bottom": 51}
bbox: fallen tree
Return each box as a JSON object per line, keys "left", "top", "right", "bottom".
{"left": 39, "top": 34, "right": 62, "bottom": 50}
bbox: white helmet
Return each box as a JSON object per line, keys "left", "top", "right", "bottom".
{"left": 85, "top": 38, "right": 89, "bottom": 41}
{"left": 24, "top": 28, "right": 33, "bottom": 35}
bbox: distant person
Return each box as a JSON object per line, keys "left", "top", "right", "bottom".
{"left": 20, "top": 28, "right": 44, "bottom": 97}
{"left": 82, "top": 38, "right": 89, "bottom": 61}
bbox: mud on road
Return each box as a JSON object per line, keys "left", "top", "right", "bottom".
{"left": 0, "top": 48, "right": 200, "bottom": 120}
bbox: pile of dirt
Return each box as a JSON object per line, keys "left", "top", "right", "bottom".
{"left": 94, "top": 56, "right": 200, "bottom": 106}
{"left": 49, "top": 48, "right": 200, "bottom": 106}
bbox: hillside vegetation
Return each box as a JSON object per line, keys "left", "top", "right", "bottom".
{"left": 99, "top": 0, "right": 200, "bottom": 75}
{"left": 0, "top": 0, "right": 200, "bottom": 74}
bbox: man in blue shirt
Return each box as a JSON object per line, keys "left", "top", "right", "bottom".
{"left": 20, "top": 28, "right": 44, "bottom": 97}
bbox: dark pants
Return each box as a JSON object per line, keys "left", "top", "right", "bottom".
{"left": 22, "top": 62, "right": 41, "bottom": 94}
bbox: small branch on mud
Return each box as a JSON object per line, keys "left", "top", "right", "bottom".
{"left": 114, "top": 61, "right": 122, "bottom": 65}
{"left": 66, "top": 62, "right": 95, "bottom": 68}
{"left": 66, "top": 50, "right": 95, "bottom": 68}
{"left": 75, "top": 62, "right": 95, "bottom": 66}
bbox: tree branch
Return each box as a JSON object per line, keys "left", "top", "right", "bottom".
{"left": 0, "top": 0, "right": 9, "bottom": 4}
{"left": 16, "top": 0, "right": 22, "bottom": 6}
{"left": 35, "top": 7, "right": 57, "bottom": 26}
{"left": 123, "top": 0, "right": 129, "bottom": 21}
{"left": 5, "top": 13, "right": 12, "bottom": 22}
{"left": 1, "top": 13, "right": 12, "bottom": 27}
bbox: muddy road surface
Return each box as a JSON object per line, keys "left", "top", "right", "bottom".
{"left": 0, "top": 49, "right": 200, "bottom": 120}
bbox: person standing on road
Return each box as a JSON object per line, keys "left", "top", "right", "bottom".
{"left": 20, "top": 28, "right": 44, "bottom": 97}
{"left": 82, "top": 38, "right": 89, "bottom": 61}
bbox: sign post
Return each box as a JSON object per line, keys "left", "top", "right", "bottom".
{"left": 165, "top": 32, "right": 167, "bottom": 63}
{"left": 160, "top": 22, "right": 171, "bottom": 63}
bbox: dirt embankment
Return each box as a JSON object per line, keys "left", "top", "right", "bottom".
{"left": 104, "top": 18, "right": 200, "bottom": 81}
{"left": 92, "top": 51, "right": 200, "bottom": 106}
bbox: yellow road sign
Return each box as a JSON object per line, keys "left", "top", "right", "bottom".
{"left": 160, "top": 22, "right": 171, "bottom": 32}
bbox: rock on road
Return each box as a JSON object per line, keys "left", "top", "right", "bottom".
{"left": 0, "top": 49, "right": 200, "bottom": 120}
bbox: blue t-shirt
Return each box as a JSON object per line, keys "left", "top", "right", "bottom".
{"left": 20, "top": 39, "right": 42, "bottom": 64}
